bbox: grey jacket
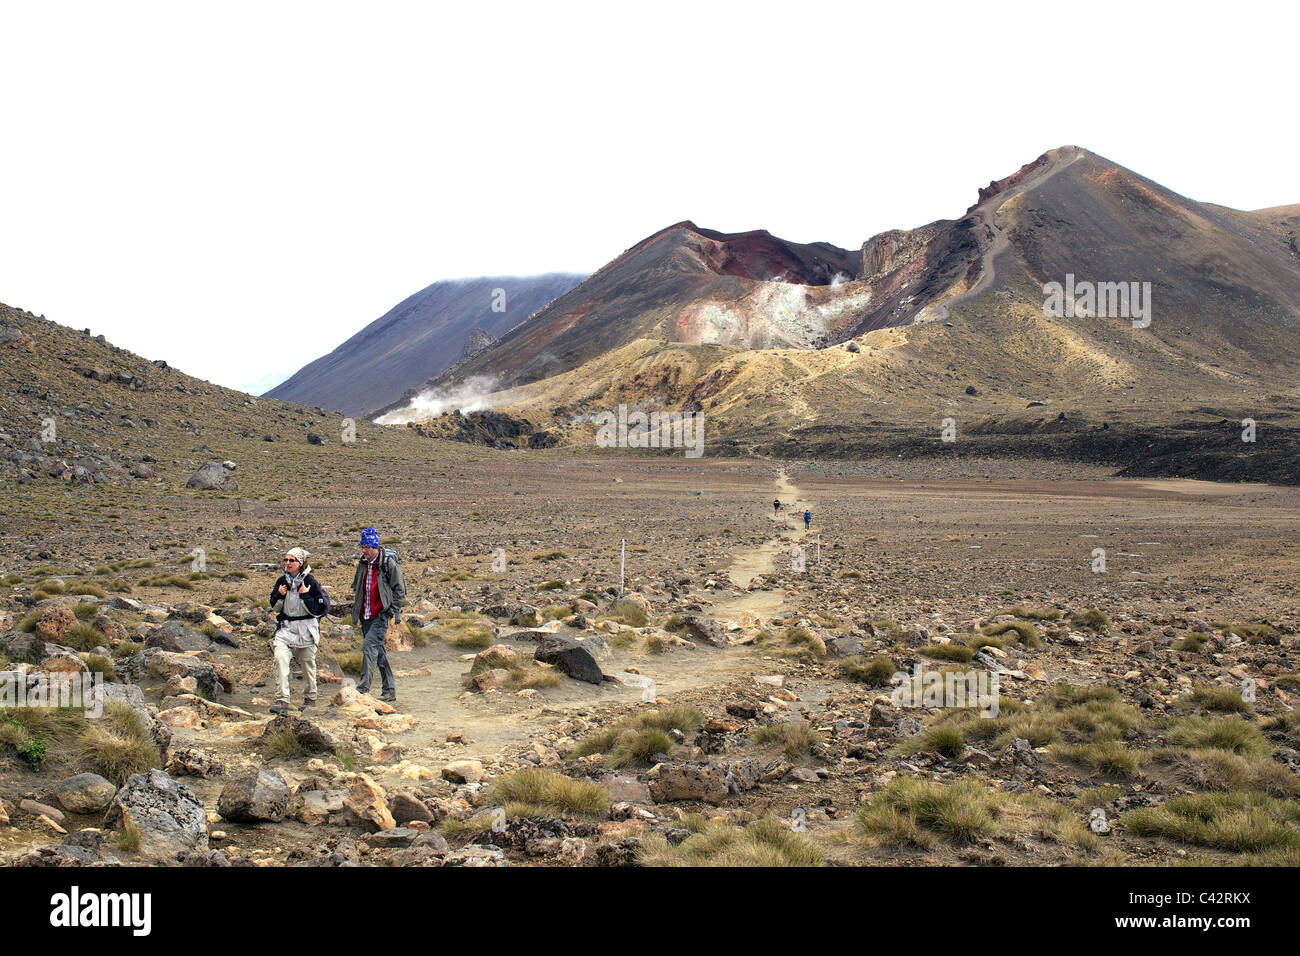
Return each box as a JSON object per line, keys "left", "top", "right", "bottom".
{"left": 351, "top": 548, "right": 406, "bottom": 624}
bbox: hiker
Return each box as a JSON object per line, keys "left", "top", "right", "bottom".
{"left": 803, "top": 509, "right": 812, "bottom": 530}
{"left": 773, "top": 498, "right": 781, "bottom": 515}
{"left": 269, "top": 547, "right": 328, "bottom": 715}
{"left": 351, "top": 527, "right": 406, "bottom": 704}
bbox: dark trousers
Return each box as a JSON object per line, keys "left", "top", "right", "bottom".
{"left": 358, "top": 615, "right": 395, "bottom": 696}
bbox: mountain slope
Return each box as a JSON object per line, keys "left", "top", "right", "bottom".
{"left": 394, "top": 146, "right": 1300, "bottom": 481}
{"left": 266, "top": 273, "right": 585, "bottom": 417}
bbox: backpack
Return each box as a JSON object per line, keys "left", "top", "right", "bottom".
{"left": 316, "top": 581, "right": 333, "bottom": 617}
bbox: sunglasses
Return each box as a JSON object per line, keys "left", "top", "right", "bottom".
{"left": 283, "top": 558, "right": 300, "bottom": 564}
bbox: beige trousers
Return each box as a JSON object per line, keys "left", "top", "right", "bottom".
{"left": 272, "top": 640, "right": 318, "bottom": 703}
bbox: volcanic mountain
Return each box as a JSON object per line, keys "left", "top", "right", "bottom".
{"left": 266, "top": 273, "right": 585, "bottom": 417}
{"left": 392, "top": 146, "right": 1300, "bottom": 481}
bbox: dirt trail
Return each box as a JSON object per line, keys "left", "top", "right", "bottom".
{"left": 711, "top": 467, "right": 816, "bottom": 621}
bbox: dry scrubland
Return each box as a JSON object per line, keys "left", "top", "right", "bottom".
{"left": 3, "top": 443, "right": 1299, "bottom": 867}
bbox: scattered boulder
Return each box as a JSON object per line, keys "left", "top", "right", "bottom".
{"left": 146, "top": 620, "right": 212, "bottom": 653}
{"left": 104, "top": 770, "right": 208, "bottom": 863}
{"left": 681, "top": 615, "right": 728, "bottom": 648}
{"left": 52, "top": 774, "right": 117, "bottom": 815}
{"left": 645, "top": 762, "right": 730, "bottom": 805}
{"left": 33, "top": 607, "right": 77, "bottom": 644}
{"left": 185, "top": 461, "right": 238, "bottom": 491}
{"left": 261, "top": 714, "right": 340, "bottom": 754}
{"left": 218, "top": 769, "right": 290, "bottom": 823}
{"left": 533, "top": 635, "right": 603, "bottom": 684}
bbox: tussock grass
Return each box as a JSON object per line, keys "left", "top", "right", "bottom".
{"left": 435, "top": 618, "right": 493, "bottom": 649}
{"left": 570, "top": 706, "right": 704, "bottom": 767}
{"left": 918, "top": 643, "right": 974, "bottom": 662}
{"left": 603, "top": 599, "right": 649, "bottom": 628}
{"left": 489, "top": 768, "right": 611, "bottom": 815}
{"left": 645, "top": 634, "right": 664, "bottom": 654}
{"left": 1183, "top": 685, "right": 1253, "bottom": 713}
{"left": 1070, "top": 609, "right": 1111, "bottom": 633}
{"left": 838, "top": 570, "right": 862, "bottom": 579}
{"left": 1123, "top": 792, "right": 1300, "bottom": 852}
{"left": 1174, "top": 632, "right": 1211, "bottom": 652}
{"left": 898, "top": 724, "right": 964, "bottom": 758}
{"left": 1052, "top": 739, "right": 1142, "bottom": 777}
{"left": 993, "top": 605, "right": 1062, "bottom": 621}
{"left": 1213, "top": 620, "right": 1280, "bottom": 644}
{"left": 1167, "top": 715, "right": 1270, "bottom": 757}
{"left": 783, "top": 626, "right": 825, "bottom": 659}
{"left": 336, "top": 652, "right": 362, "bottom": 674}
{"left": 840, "top": 654, "right": 897, "bottom": 685}
{"left": 640, "top": 816, "right": 823, "bottom": 867}
{"left": 71, "top": 603, "right": 100, "bottom": 620}
{"left": 981, "top": 620, "right": 1041, "bottom": 647}
{"left": 531, "top": 551, "right": 567, "bottom": 562}
{"left": 67, "top": 583, "right": 106, "bottom": 598}
{"left": 17, "top": 610, "right": 40, "bottom": 633}
{"left": 855, "top": 777, "right": 1003, "bottom": 848}
{"left": 964, "top": 633, "right": 1004, "bottom": 650}
{"left": 537, "top": 580, "right": 564, "bottom": 591}
{"left": 1161, "top": 748, "right": 1300, "bottom": 797}
{"left": 751, "top": 720, "right": 822, "bottom": 759}
{"left": 76, "top": 702, "right": 162, "bottom": 785}
{"left": 540, "top": 604, "right": 570, "bottom": 621}
{"left": 261, "top": 726, "right": 303, "bottom": 758}
{"left": 114, "top": 640, "right": 143, "bottom": 658}
{"left": 80, "top": 654, "right": 116, "bottom": 679}
{"left": 63, "top": 624, "right": 106, "bottom": 652}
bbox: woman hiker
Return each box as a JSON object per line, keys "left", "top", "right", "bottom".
{"left": 268, "top": 547, "right": 328, "bottom": 715}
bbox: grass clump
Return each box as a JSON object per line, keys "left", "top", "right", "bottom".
{"left": 918, "top": 643, "right": 975, "bottom": 663}
{"left": 336, "top": 652, "right": 362, "bottom": 674}
{"left": 1123, "top": 792, "right": 1300, "bottom": 852}
{"left": 67, "top": 583, "right": 107, "bottom": 598}
{"left": 1162, "top": 748, "right": 1300, "bottom": 798}
{"left": 63, "top": 624, "right": 106, "bottom": 652}
{"left": 570, "top": 706, "right": 704, "bottom": 768}
{"left": 839, "top": 570, "right": 863, "bottom": 579}
{"left": 532, "top": 551, "right": 567, "bottom": 562}
{"left": 640, "top": 816, "right": 823, "bottom": 867}
{"left": 1174, "top": 632, "right": 1211, "bottom": 652}
{"left": 645, "top": 634, "right": 664, "bottom": 654}
{"left": 72, "top": 603, "right": 100, "bottom": 621}
{"left": 751, "top": 720, "right": 823, "bottom": 759}
{"left": 435, "top": 617, "right": 494, "bottom": 649}
{"left": 898, "top": 723, "right": 965, "bottom": 758}
{"left": 76, "top": 702, "right": 163, "bottom": 785}
{"left": 783, "top": 626, "right": 825, "bottom": 659}
{"left": 603, "top": 599, "right": 649, "bottom": 628}
{"left": 261, "top": 726, "right": 303, "bottom": 759}
{"left": 1052, "top": 739, "right": 1141, "bottom": 777}
{"left": 537, "top": 580, "right": 564, "bottom": 591}
{"left": 1183, "top": 685, "right": 1253, "bottom": 713}
{"left": 80, "top": 654, "right": 116, "bottom": 680}
{"left": 489, "top": 767, "right": 612, "bottom": 815}
{"left": 993, "top": 605, "right": 1062, "bottom": 621}
{"left": 1166, "top": 715, "right": 1270, "bottom": 757}
{"left": 855, "top": 777, "right": 1003, "bottom": 848}
{"left": 840, "top": 654, "right": 897, "bottom": 685}
{"left": 1070, "top": 609, "right": 1111, "bottom": 633}
{"left": 17, "top": 610, "right": 40, "bottom": 633}
{"left": 982, "top": 619, "right": 1041, "bottom": 647}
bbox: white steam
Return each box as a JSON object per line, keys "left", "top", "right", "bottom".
{"left": 375, "top": 375, "right": 499, "bottom": 424}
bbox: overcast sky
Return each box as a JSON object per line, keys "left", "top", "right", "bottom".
{"left": 2, "top": 1, "right": 1296, "bottom": 392}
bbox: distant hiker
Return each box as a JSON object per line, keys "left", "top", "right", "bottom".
{"left": 803, "top": 509, "right": 812, "bottom": 530}
{"left": 269, "top": 547, "right": 327, "bottom": 715}
{"left": 773, "top": 499, "right": 782, "bottom": 515}
{"left": 351, "top": 527, "right": 406, "bottom": 704}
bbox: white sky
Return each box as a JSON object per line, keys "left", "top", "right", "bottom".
{"left": 2, "top": 1, "right": 1296, "bottom": 392}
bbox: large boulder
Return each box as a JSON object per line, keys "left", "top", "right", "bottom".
{"left": 119, "top": 648, "right": 222, "bottom": 699}
{"left": 104, "top": 770, "right": 208, "bottom": 863}
{"left": 34, "top": 607, "right": 77, "bottom": 644}
{"left": 682, "top": 615, "right": 728, "bottom": 648}
{"left": 218, "top": 769, "right": 290, "bottom": 823}
{"left": 185, "top": 461, "right": 238, "bottom": 491}
{"left": 341, "top": 773, "right": 395, "bottom": 831}
{"left": 533, "top": 635, "right": 603, "bottom": 685}
{"left": 52, "top": 773, "right": 117, "bottom": 815}
{"left": 146, "top": 620, "right": 212, "bottom": 653}
{"left": 645, "top": 762, "right": 730, "bottom": 805}
{"left": 1, "top": 632, "right": 47, "bottom": 662}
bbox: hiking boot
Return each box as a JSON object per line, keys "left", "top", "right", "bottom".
{"left": 269, "top": 700, "right": 289, "bottom": 716}
{"left": 300, "top": 697, "right": 316, "bottom": 712}
{"left": 379, "top": 690, "right": 397, "bottom": 704}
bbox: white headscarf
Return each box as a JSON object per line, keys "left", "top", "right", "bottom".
{"left": 284, "top": 547, "right": 312, "bottom": 583}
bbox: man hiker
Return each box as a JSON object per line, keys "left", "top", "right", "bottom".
{"left": 773, "top": 498, "right": 781, "bottom": 515}
{"left": 269, "top": 547, "right": 328, "bottom": 715}
{"left": 803, "top": 509, "right": 812, "bottom": 530}
{"left": 351, "top": 527, "right": 405, "bottom": 704}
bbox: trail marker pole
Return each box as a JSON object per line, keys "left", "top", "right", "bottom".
{"left": 620, "top": 538, "right": 626, "bottom": 594}
{"left": 817, "top": 533, "right": 821, "bottom": 564}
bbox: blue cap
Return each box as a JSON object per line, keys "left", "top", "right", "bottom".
{"left": 360, "top": 528, "right": 380, "bottom": 549}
